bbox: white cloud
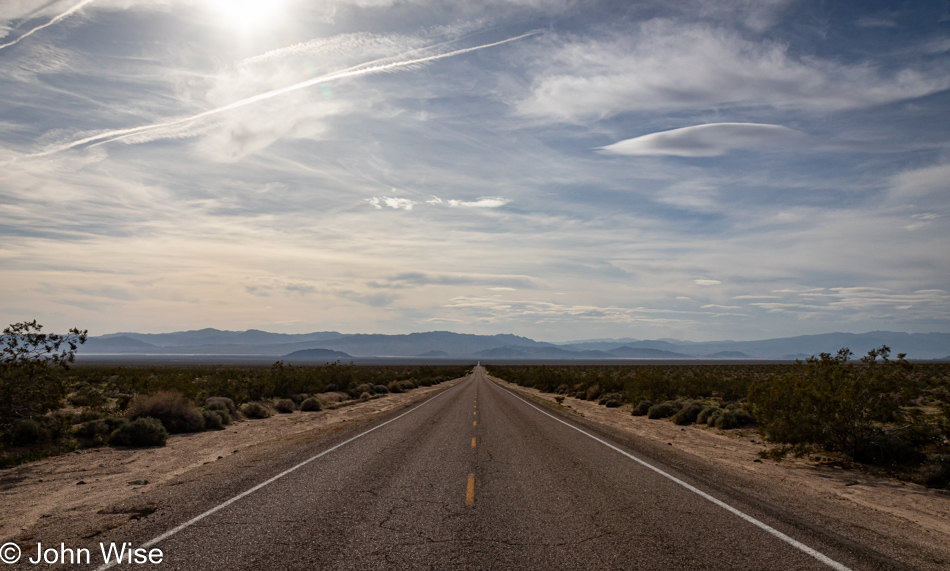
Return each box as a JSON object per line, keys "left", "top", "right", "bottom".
{"left": 426, "top": 195, "right": 510, "bottom": 208}
{"left": 367, "top": 196, "right": 416, "bottom": 210}
{"left": 694, "top": 279, "right": 721, "bottom": 286}
{"left": 890, "top": 162, "right": 950, "bottom": 198}
{"left": 519, "top": 20, "right": 948, "bottom": 120}
{"left": 600, "top": 123, "right": 803, "bottom": 157}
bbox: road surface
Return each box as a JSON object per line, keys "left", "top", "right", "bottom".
{"left": 76, "top": 367, "right": 906, "bottom": 570}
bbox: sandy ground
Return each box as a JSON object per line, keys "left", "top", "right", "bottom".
{"left": 490, "top": 375, "right": 950, "bottom": 568}
{"left": 0, "top": 381, "right": 460, "bottom": 545}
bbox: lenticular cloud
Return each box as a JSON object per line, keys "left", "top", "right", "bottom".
{"left": 600, "top": 123, "right": 803, "bottom": 157}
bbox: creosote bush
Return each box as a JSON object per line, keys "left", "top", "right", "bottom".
{"left": 696, "top": 406, "right": 719, "bottom": 425}
{"left": 300, "top": 397, "right": 322, "bottom": 412}
{"left": 129, "top": 391, "right": 204, "bottom": 433}
{"left": 109, "top": 417, "right": 167, "bottom": 447}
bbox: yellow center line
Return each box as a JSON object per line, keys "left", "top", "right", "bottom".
{"left": 466, "top": 473, "right": 475, "bottom": 506}
{"left": 473, "top": 420, "right": 477, "bottom": 427}
{"left": 471, "top": 437, "right": 476, "bottom": 448}
{"left": 473, "top": 411, "right": 477, "bottom": 416}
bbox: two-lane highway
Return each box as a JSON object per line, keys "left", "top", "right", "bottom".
{"left": 84, "top": 366, "right": 892, "bottom": 570}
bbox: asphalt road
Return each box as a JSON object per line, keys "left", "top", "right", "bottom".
{"left": 77, "top": 367, "right": 904, "bottom": 570}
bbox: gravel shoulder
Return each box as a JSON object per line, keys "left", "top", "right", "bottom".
{"left": 0, "top": 380, "right": 464, "bottom": 548}
{"left": 489, "top": 375, "right": 950, "bottom": 570}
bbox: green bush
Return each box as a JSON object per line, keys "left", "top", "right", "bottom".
{"left": 672, "top": 402, "right": 704, "bottom": 425}
{"left": 274, "top": 399, "right": 296, "bottom": 413}
{"left": 241, "top": 402, "right": 271, "bottom": 419}
{"left": 109, "top": 417, "right": 167, "bottom": 447}
{"left": 360, "top": 391, "right": 371, "bottom": 401}
{"left": 9, "top": 419, "right": 45, "bottom": 446}
{"left": 598, "top": 392, "right": 622, "bottom": 406}
{"left": 202, "top": 409, "right": 225, "bottom": 430}
{"left": 398, "top": 380, "right": 416, "bottom": 391}
{"left": 696, "top": 406, "right": 719, "bottom": 425}
{"left": 74, "top": 417, "right": 127, "bottom": 446}
{"left": 210, "top": 409, "right": 230, "bottom": 425}
{"left": 715, "top": 409, "right": 755, "bottom": 429}
{"left": 204, "top": 397, "right": 237, "bottom": 416}
{"left": 129, "top": 391, "right": 204, "bottom": 433}
{"left": 632, "top": 400, "right": 653, "bottom": 416}
{"left": 374, "top": 385, "right": 389, "bottom": 394}
{"left": 647, "top": 401, "right": 680, "bottom": 419}
{"left": 300, "top": 397, "right": 322, "bottom": 412}
{"left": 748, "top": 347, "right": 926, "bottom": 463}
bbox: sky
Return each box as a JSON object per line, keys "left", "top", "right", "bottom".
{"left": 1, "top": 0, "right": 949, "bottom": 342}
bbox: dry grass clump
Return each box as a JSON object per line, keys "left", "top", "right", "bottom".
{"left": 129, "top": 391, "right": 204, "bottom": 433}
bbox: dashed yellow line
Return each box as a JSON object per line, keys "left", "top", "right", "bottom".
{"left": 473, "top": 420, "right": 477, "bottom": 427}
{"left": 471, "top": 437, "right": 477, "bottom": 448}
{"left": 465, "top": 473, "right": 475, "bottom": 506}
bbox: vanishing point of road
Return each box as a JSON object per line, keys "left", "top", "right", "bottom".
{"left": 88, "top": 366, "right": 907, "bottom": 570}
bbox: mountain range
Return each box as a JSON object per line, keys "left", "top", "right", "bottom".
{"left": 77, "top": 329, "right": 950, "bottom": 361}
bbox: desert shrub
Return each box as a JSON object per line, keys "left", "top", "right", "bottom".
{"left": 204, "top": 397, "right": 237, "bottom": 416}
{"left": 398, "top": 380, "right": 416, "bottom": 391}
{"left": 241, "top": 402, "right": 271, "bottom": 419}
{"left": 202, "top": 409, "right": 225, "bottom": 430}
{"left": 74, "top": 417, "right": 127, "bottom": 445}
{"left": 586, "top": 384, "right": 604, "bottom": 401}
{"left": 647, "top": 401, "right": 680, "bottom": 420}
{"left": 373, "top": 385, "right": 389, "bottom": 394}
{"left": 274, "top": 399, "right": 296, "bottom": 413}
{"left": 129, "top": 391, "right": 204, "bottom": 433}
{"left": 748, "top": 347, "right": 924, "bottom": 463}
{"left": 555, "top": 384, "right": 570, "bottom": 394}
{"left": 360, "top": 391, "right": 371, "bottom": 401}
{"left": 113, "top": 393, "right": 134, "bottom": 411}
{"left": 672, "top": 402, "right": 705, "bottom": 425}
{"left": 356, "top": 383, "right": 373, "bottom": 394}
{"left": 109, "top": 417, "right": 167, "bottom": 447}
{"left": 925, "top": 455, "right": 950, "bottom": 489}
{"left": 573, "top": 391, "right": 586, "bottom": 399}
{"left": 706, "top": 409, "right": 723, "bottom": 426}
{"left": 289, "top": 394, "right": 307, "bottom": 404}
{"left": 388, "top": 381, "right": 402, "bottom": 393}
{"left": 300, "top": 397, "right": 322, "bottom": 412}
{"left": 632, "top": 400, "right": 653, "bottom": 416}
{"left": 68, "top": 385, "right": 109, "bottom": 408}
{"left": 555, "top": 395, "right": 565, "bottom": 405}
{"left": 598, "top": 392, "right": 622, "bottom": 406}
{"left": 715, "top": 409, "right": 755, "bottom": 429}
{"left": 77, "top": 409, "right": 103, "bottom": 423}
{"left": 696, "top": 406, "right": 719, "bottom": 425}
{"left": 9, "top": 419, "right": 45, "bottom": 446}
{"left": 209, "top": 408, "right": 230, "bottom": 425}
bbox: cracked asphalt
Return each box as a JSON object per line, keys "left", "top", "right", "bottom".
{"left": 83, "top": 367, "right": 898, "bottom": 570}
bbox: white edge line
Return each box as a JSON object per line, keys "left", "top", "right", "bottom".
{"left": 94, "top": 378, "right": 465, "bottom": 571}
{"left": 498, "top": 382, "right": 853, "bottom": 571}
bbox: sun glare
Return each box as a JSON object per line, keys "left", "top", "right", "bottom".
{"left": 208, "top": 0, "right": 284, "bottom": 32}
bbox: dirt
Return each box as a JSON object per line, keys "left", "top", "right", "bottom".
{"left": 489, "top": 375, "right": 950, "bottom": 569}
{"left": 0, "top": 382, "right": 459, "bottom": 545}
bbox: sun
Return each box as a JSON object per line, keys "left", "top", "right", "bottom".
{"left": 208, "top": 0, "right": 285, "bottom": 32}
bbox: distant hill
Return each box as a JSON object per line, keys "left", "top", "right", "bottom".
{"left": 607, "top": 346, "right": 693, "bottom": 359}
{"left": 77, "top": 329, "right": 950, "bottom": 360}
{"left": 704, "top": 351, "right": 753, "bottom": 359}
{"left": 282, "top": 348, "right": 353, "bottom": 361}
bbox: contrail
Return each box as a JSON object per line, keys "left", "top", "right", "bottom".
{"left": 31, "top": 30, "right": 541, "bottom": 157}
{"left": 0, "top": 0, "right": 94, "bottom": 51}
